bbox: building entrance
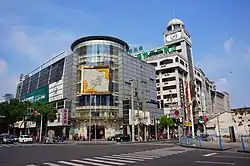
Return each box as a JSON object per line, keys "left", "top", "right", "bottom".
{"left": 87, "top": 125, "right": 105, "bottom": 139}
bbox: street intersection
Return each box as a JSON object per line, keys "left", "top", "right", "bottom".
{"left": 0, "top": 143, "right": 249, "bottom": 166}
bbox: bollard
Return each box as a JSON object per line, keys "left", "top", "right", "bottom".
{"left": 219, "top": 135, "right": 222, "bottom": 151}
{"left": 198, "top": 136, "right": 202, "bottom": 147}
{"left": 241, "top": 135, "right": 246, "bottom": 152}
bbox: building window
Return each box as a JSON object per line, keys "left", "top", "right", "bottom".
{"left": 175, "top": 57, "right": 179, "bottom": 62}
{"left": 163, "top": 94, "right": 177, "bottom": 99}
{"left": 180, "top": 60, "right": 184, "bottom": 66}
{"left": 162, "top": 77, "right": 175, "bottom": 82}
{"left": 157, "top": 87, "right": 160, "bottom": 91}
{"left": 149, "top": 62, "right": 157, "bottom": 66}
{"left": 163, "top": 85, "right": 176, "bottom": 91}
{"left": 157, "top": 96, "right": 161, "bottom": 99}
{"left": 160, "top": 59, "right": 173, "bottom": 65}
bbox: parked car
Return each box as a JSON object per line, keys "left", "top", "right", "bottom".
{"left": 13, "top": 135, "right": 19, "bottom": 142}
{"left": 115, "top": 134, "right": 130, "bottom": 142}
{"left": 1, "top": 134, "right": 14, "bottom": 144}
{"left": 107, "top": 135, "right": 116, "bottom": 141}
{"left": 0, "top": 135, "right": 3, "bottom": 144}
{"left": 19, "top": 135, "right": 33, "bottom": 143}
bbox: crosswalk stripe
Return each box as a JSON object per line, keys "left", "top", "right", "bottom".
{"left": 43, "top": 163, "right": 62, "bottom": 166}
{"left": 103, "top": 156, "right": 144, "bottom": 161}
{"left": 57, "top": 161, "right": 86, "bottom": 166}
{"left": 83, "top": 158, "right": 125, "bottom": 165}
{"left": 119, "top": 154, "right": 159, "bottom": 158}
{"left": 72, "top": 159, "right": 111, "bottom": 166}
{"left": 93, "top": 157, "right": 135, "bottom": 163}
{"left": 113, "top": 155, "right": 154, "bottom": 159}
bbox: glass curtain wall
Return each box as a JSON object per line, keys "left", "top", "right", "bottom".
{"left": 75, "top": 41, "right": 124, "bottom": 118}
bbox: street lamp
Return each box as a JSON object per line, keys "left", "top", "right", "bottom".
{"left": 129, "top": 77, "right": 136, "bottom": 142}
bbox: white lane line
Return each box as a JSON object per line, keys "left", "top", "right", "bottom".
{"left": 194, "top": 161, "right": 235, "bottom": 165}
{"left": 93, "top": 157, "right": 135, "bottom": 163}
{"left": 214, "top": 155, "right": 250, "bottom": 160}
{"left": 203, "top": 152, "right": 218, "bottom": 157}
{"left": 103, "top": 156, "right": 144, "bottom": 161}
{"left": 83, "top": 158, "right": 125, "bottom": 165}
{"left": 119, "top": 154, "right": 160, "bottom": 158}
{"left": 112, "top": 155, "right": 154, "bottom": 159}
{"left": 72, "top": 159, "right": 111, "bottom": 166}
{"left": 26, "top": 165, "right": 37, "bottom": 166}
{"left": 43, "top": 163, "right": 62, "bottom": 166}
{"left": 57, "top": 161, "right": 86, "bottom": 166}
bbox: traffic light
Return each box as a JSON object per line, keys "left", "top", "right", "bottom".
{"left": 27, "top": 108, "right": 34, "bottom": 116}
{"left": 33, "top": 110, "right": 39, "bottom": 116}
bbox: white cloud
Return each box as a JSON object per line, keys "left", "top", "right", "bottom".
{"left": 223, "top": 38, "right": 234, "bottom": 53}
{"left": 0, "top": 75, "right": 19, "bottom": 96}
{"left": 215, "top": 78, "right": 229, "bottom": 92}
{"left": 6, "top": 25, "right": 78, "bottom": 63}
{"left": 197, "top": 38, "right": 250, "bottom": 108}
{"left": 0, "top": 59, "right": 7, "bottom": 74}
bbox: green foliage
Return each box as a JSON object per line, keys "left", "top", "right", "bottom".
{"left": 0, "top": 99, "right": 28, "bottom": 126}
{"left": 0, "top": 99, "right": 57, "bottom": 128}
{"left": 159, "top": 115, "right": 174, "bottom": 129}
{"left": 30, "top": 101, "right": 57, "bottom": 125}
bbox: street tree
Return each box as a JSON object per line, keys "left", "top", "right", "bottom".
{"left": 0, "top": 99, "right": 27, "bottom": 133}
{"left": 29, "top": 101, "right": 57, "bottom": 135}
{"left": 159, "top": 115, "right": 174, "bottom": 139}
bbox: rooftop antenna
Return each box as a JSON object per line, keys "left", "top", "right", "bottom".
{"left": 172, "top": 10, "right": 176, "bottom": 19}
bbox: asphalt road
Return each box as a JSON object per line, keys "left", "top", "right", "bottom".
{"left": 0, "top": 143, "right": 249, "bottom": 166}
{"left": 0, "top": 143, "right": 172, "bottom": 166}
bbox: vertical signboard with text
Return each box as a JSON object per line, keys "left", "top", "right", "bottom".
{"left": 62, "top": 109, "right": 68, "bottom": 125}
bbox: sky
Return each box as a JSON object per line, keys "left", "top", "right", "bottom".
{"left": 0, "top": 0, "right": 249, "bottom": 108}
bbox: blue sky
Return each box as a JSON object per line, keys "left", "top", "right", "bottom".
{"left": 0, "top": 0, "right": 249, "bottom": 108}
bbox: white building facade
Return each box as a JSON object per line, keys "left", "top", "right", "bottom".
{"left": 132, "top": 18, "right": 231, "bottom": 133}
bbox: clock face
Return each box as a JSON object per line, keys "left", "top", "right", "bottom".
{"left": 171, "top": 34, "right": 177, "bottom": 40}
{"left": 166, "top": 32, "right": 182, "bottom": 42}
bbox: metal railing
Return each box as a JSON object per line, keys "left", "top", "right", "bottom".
{"left": 180, "top": 134, "right": 223, "bottom": 150}
{"left": 240, "top": 135, "right": 250, "bottom": 152}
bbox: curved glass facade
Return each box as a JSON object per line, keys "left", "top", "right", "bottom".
{"left": 74, "top": 40, "right": 126, "bottom": 108}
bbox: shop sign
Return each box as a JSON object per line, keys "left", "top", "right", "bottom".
{"left": 20, "top": 86, "right": 49, "bottom": 103}
{"left": 135, "top": 45, "right": 176, "bottom": 60}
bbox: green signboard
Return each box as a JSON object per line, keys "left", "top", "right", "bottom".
{"left": 135, "top": 45, "right": 176, "bottom": 60}
{"left": 20, "top": 86, "right": 49, "bottom": 103}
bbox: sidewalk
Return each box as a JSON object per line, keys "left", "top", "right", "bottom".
{"left": 179, "top": 140, "right": 234, "bottom": 151}
{"left": 62, "top": 139, "right": 178, "bottom": 145}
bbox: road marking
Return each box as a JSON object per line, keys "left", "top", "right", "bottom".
{"left": 57, "top": 161, "right": 86, "bottom": 166}
{"left": 194, "top": 161, "right": 235, "bottom": 165}
{"left": 112, "top": 155, "right": 154, "bottom": 159}
{"left": 203, "top": 152, "right": 218, "bottom": 156}
{"left": 103, "top": 156, "right": 144, "bottom": 161}
{"left": 120, "top": 154, "right": 160, "bottom": 158}
{"left": 43, "top": 163, "right": 62, "bottom": 166}
{"left": 83, "top": 158, "right": 126, "bottom": 165}
{"left": 26, "top": 165, "right": 37, "bottom": 166}
{"left": 93, "top": 157, "right": 135, "bottom": 163}
{"left": 72, "top": 159, "right": 112, "bottom": 166}
{"left": 214, "top": 155, "right": 250, "bottom": 160}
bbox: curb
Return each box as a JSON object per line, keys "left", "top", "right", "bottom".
{"left": 179, "top": 144, "right": 232, "bottom": 151}
{"left": 237, "top": 150, "right": 250, "bottom": 153}
{"left": 75, "top": 143, "right": 116, "bottom": 145}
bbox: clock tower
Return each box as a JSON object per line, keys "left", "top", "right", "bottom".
{"left": 164, "top": 18, "right": 197, "bottom": 136}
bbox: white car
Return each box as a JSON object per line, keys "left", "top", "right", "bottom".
{"left": 19, "top": 135, "right": 33, "bottom": 143}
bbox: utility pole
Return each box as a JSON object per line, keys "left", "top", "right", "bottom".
{"left": 131, "top": 78, "right": 135, "bottom": 142}
{"left": 89, "top": 94, "right": 92, "bottom": 142}
{"left": 168, "top": 90, "right": 173, "bottom": 139}
{"left": 155, "top": 118, "right": 158, "bottom": 140}
{"left": 94, "top": 95, "right": 97, "bottom": 142}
